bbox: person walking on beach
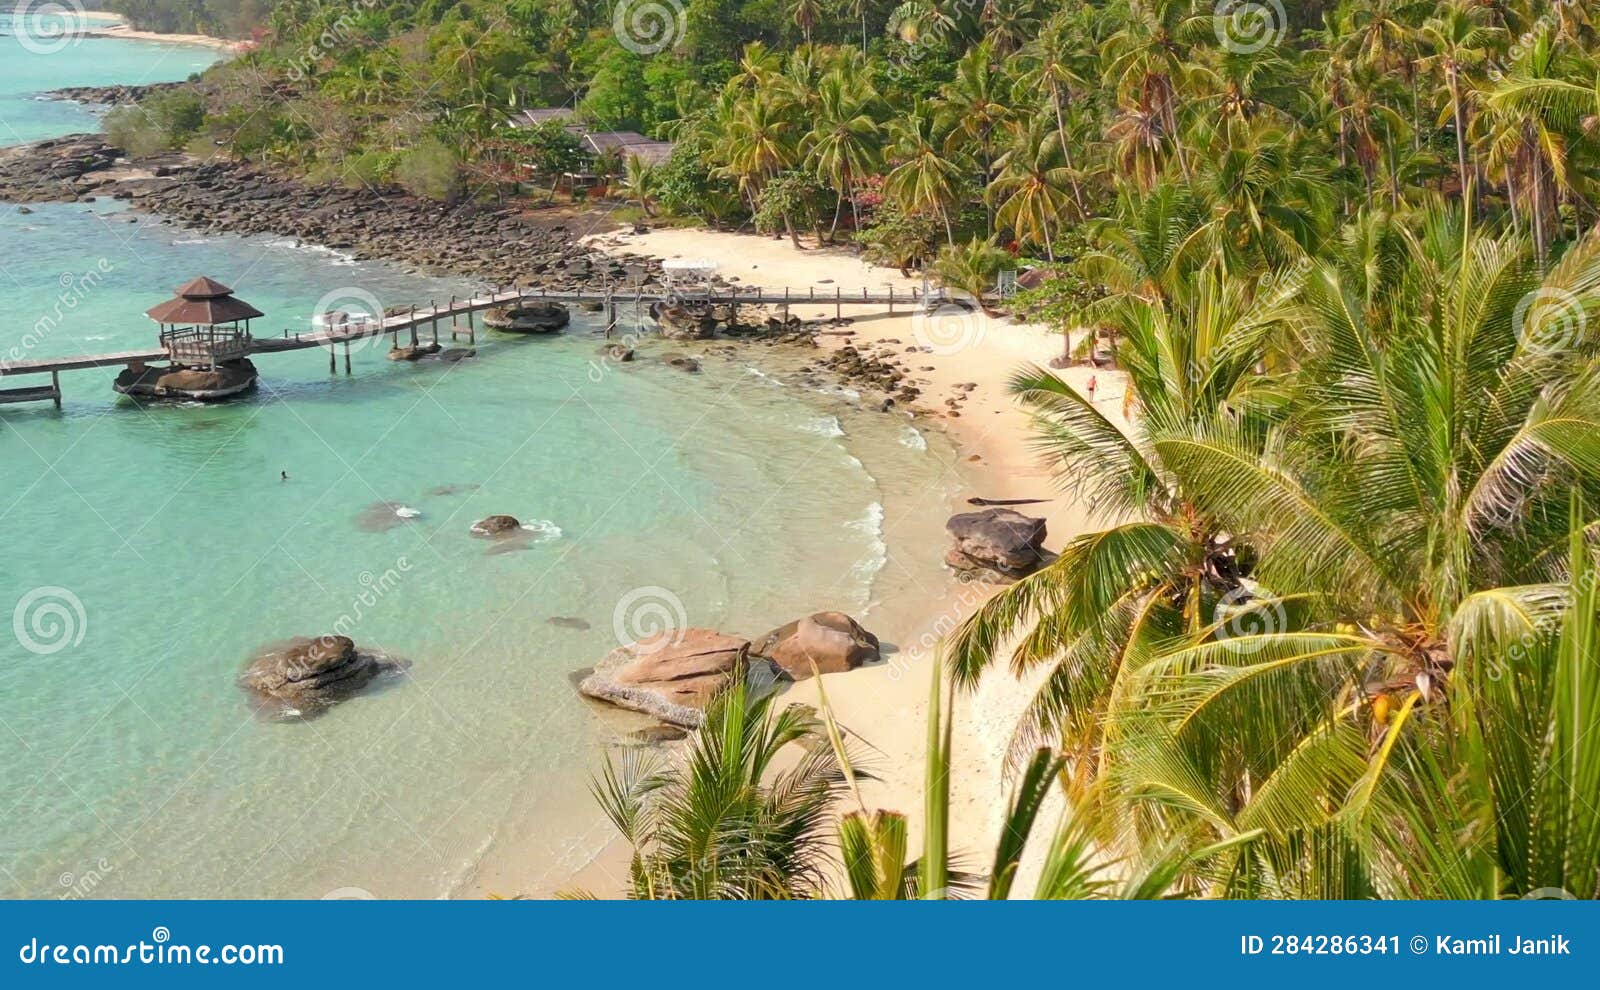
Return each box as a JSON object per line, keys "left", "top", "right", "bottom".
{"left": 1086, "top": 374, "right": 1098, "bottom": 403}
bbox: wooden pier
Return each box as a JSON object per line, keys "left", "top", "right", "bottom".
{"left": 0, "top": 282, "right": 943, "bottom": 404}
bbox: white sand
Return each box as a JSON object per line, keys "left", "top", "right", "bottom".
{"left": 562, "top": 226, "right": 1133, "bottom": 894}
{"left": 79, "top": 11, "right": 244, "bottom": 52}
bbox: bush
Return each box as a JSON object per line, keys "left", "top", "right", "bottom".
{"left": 103, "top": 89, "right": 206, "bottom": 156}
{"left": 396, "top": 138, "right": 462, "bottom": 201}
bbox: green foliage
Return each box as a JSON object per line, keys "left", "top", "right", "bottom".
{"left": 395, "top": 137, "right": 462, "bottom": 201}
{"left": 103, "top": 89, "right": 207, "bottom": 156}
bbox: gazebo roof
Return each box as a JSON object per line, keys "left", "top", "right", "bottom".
{"left": 146, "top": 276, "right": 264, "bottom": 325}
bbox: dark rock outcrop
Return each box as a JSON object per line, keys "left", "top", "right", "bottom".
{"left": 752, "top": 611, "right": 880, "bottom": 679}
{"left": 945, "top": 508, "right": 1049, "bottom": 581}
{"left": 239, "top": 636, "right": 407, "bottom": 719}
{"left": 470, "top": 515, "right": 522, "bottom": 537}
{"left": 112, "top": 360, "right": 257, "bottom": 401}
{"left": 484, "top": 302, "right": 570, "bottom": 333}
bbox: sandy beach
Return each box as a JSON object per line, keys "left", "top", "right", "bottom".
{"left": 502, "top": 225, "right": 1135, "bottom": 897}
{"left": 78, "top": 11, "right": 244, "bottom": 52}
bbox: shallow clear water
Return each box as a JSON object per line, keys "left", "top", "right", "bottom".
{"left": 0, "top": 32, "right": 961, "bottom": 897}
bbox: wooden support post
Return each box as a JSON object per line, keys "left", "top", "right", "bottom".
{"left": 468, "top": 309, "right": 476, "bottom": 345}
{"left": 836, "top": 286, "right": 842, "bottom": 321}
{"left": 51, "top": 370, "right": 60, "bottom": 409}
{"left": 409, "top": 307, "right": 418, "bottom": 347}
{"left": 328, "top": 343, "right": 336, "bottom": 374}
{"left": 344, "top": 340, "right": 351, "bottom": 374}
{"left": 889, "top": 286, "right": 895, "bottom": 315}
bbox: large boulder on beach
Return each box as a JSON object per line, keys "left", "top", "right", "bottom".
{"left": 752, "top": 612, "right": 880, "bottom": 679}
{"left": 651, "top": 302, "right": 717, "bottom": 340}
{"left": 946, "top": 508, "right": 1049, "bottom": 581}
{"left": 484, "top": 302, "right": 569, "bottom": 333}
{"left": 239, "top": 636, "right": 407, "bottom": 719}
{"left": 578, "top": 629, "right": 785, "bottom": 727}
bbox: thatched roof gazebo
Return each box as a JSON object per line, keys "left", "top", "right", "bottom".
{"left": 146, "top": 277, "right": 262, "bottom": 369}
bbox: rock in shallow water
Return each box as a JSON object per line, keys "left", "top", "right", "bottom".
{"left": 238, "top": 636, "right": 408, "bottom": 720}
{"left": 470, "top": 514, "right": 521, "bottom": 537}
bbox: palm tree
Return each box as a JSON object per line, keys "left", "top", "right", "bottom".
{"left": 884, "top": 101, "right": 968, "bottom": 244}
{"left": 585, "top": 674, "right": 851, "bottom": 900}
{"left": 618, "top": 154, "right": 660, "bottom": 217}
{"left": 940, "top": 41, "right": 1015, "bottom": 235}
{"left": 1418, "top": 2, "right": 1500, "bottom": 218}
{"left": 943, "top": 261, "right": 1300, "bottom": 773}
{"left": 715, "top": 90, "right": 804, "bottom": 246}
{"left": 990, "top": 117, "right": 1075, "bottom": 260}
{"left": 934, "top": 236, "right": 1010, "bottom": 309}
{"left": 790, "top": 0, "right": 823, "bottom": 46}
{"left": 804, "top": 69, "right": 882, "bottom": 241}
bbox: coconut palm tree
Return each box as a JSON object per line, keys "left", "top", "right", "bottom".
{"left": 1418, "top": 1, "right": 1501, "bottom": 218}
{"left": 990, "top": 117, "right": 1075, "bottom": 260}
{"left": 804, "top": 69, "right": 883, "bottom": 241}
{"left": 884, "top": 101, "right": 968, "bottom": 244}
{"left": 586, "top": 673, "right": 851, "bottom": 900}
{"left": 940, "top": 40, "right": 1016, "bottom": 235}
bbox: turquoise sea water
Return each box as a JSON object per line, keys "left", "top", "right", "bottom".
{"left": 0, "top": 31, "right": 960, "bottom": 897}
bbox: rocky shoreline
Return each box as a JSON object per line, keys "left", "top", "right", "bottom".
{"left": 1, "top": 132, "right": 926, "bottom": 411}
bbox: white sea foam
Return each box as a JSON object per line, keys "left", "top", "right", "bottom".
{"left": 394, "top": 505, "right": 422, "bottom": 519}
{"left": 797, "top": 415, "right": 845, "bottom": 438}
{"left": 745, "top": 366, "right": 786, "bottom": 386}
{"left": 846, "top": 502, "right": 888, "bottom": 585}
{"left": 521, "top": 519, "right": 562, "bottom": 541}
{"left": 900, "top": 426, "right": 927, "bottom": 451}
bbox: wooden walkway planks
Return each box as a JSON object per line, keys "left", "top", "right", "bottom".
{"left": 0, "top": 283, "right": 942, "bottom": 383}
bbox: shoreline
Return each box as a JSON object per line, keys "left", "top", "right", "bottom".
{"left": 560, "top": 228, "right": 1129, "bottom": 896}
{"left": 75, "top": 11, "right": 245, "bottom": 52}
{"left": 2, "top": 129, "right": 1122, "bottom": 896}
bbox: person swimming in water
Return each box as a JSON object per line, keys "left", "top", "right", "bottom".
{"left": 281, "top": 471, "right": 289, "bottom": 482}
